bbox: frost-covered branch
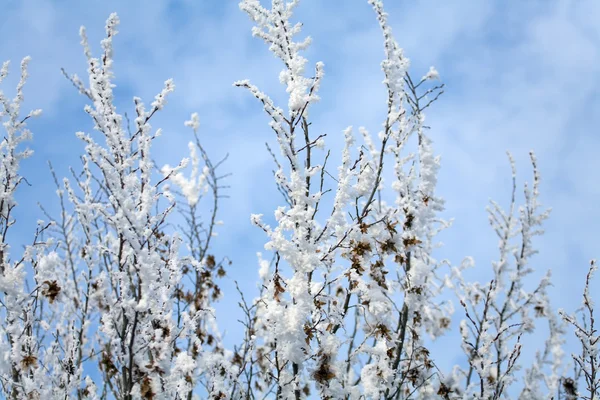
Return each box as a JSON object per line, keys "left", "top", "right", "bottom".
{"left": 560, "top": 261, "right": 600, "bottom": 400}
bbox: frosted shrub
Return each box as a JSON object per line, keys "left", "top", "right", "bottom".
{"left": 0, "top": 0, "right": 595, "bottom": 399}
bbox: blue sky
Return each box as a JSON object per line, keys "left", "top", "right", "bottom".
{"left": 1, "top": 0, "right": 599, "bottom": 384}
